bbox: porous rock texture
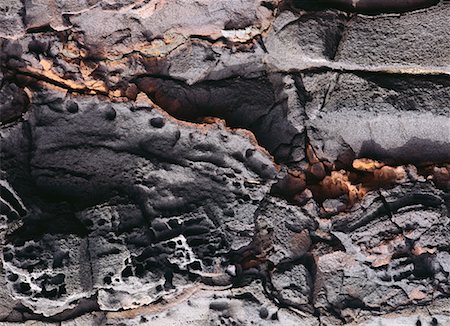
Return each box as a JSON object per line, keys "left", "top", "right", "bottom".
{"left": 0, "top": 0, "right": 449, "bottom": 325}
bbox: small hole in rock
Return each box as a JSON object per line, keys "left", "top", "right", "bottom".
{"left": 271, "top": 311, "right": 278, "bottom": 320}
{"left": 4, "top": 253, "right": 13, "bottom": 261}
{"left": 188, "top": 261, "right": 202, "bottom": 271}
{"left": 19, "top": 282, "right": 31, "bottom": 293}
{"left": 7, "top": 273, "right": 19, "bottom": 282}
{"left": 121, "top": 266, "right": 133, "bottom": 278}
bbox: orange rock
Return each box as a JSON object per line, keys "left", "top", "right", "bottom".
{"left": 271, "top": 170, "right": 307, "bottom": 198}
{"left": 319, "top": 171, "right": 350, "bottom": 199}
{"left": 124, "top": 83, "right": 139, "bottom": 100}
{"left": 201, "top": 117, "right": 226, "bottom": 125}
{"left": 306, "top": 144, "right": 320, "bottom": 164}
{"left": 431, "top": 166, "right": 450, "bottom": 190}
{"left": 309, "top": 162, "right": 326, "bottom": 180}
{"left": 373, "top": 166, "right": 400, "bottom": 186}
{"left": 352, "top": 158, "right": 384, "bottom": 172}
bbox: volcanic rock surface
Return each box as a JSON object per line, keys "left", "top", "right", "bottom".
{"left": 0, "top": 0, "right": 449, "bottom": 325}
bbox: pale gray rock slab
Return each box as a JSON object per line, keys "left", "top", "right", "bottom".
{"left": 335, "top": 3, "right": 450, "bottom": 71}
{"left": 304, "top": 73, "right": 450, "bottom": 163}
{"left": 264, "top": 10, "right": 347, "bottom": 71}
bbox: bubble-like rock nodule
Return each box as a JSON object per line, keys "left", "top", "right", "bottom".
{"left": 0, "top": 0, "right": 449, "bottom": 325}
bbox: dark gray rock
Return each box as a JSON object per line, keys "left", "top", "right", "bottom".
{"left": 0, "top": 81, "right": 29, "bottom": 124}
{"left": 0, "top": 0, "right": 449, "bottom": 324}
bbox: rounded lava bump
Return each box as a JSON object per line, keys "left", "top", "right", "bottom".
{"left": 66, "top": 101, "right": 79, "bottom": 113}
{"left": 105, "top": 106, "right": 117, "bottom": 120}
{"left": 150, "top": 117, "right": 165, "bottom": 128}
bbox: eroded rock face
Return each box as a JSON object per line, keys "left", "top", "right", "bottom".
{"left": 0, "top": 0, "right": 449, "bottom": 325}
{"left": 304, "top": 73, "right": 450, "bottom": 164}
